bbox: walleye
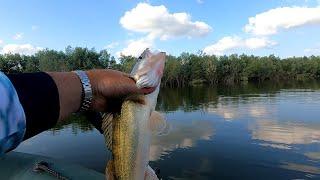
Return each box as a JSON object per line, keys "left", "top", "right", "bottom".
{"left": 102, "top": 49, "right": 166, "bottom": 180}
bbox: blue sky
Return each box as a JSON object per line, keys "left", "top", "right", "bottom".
{"left": 0, "top": 0, "right": 319, "bottom": 57}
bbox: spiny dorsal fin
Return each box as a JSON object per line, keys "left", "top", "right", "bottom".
{"left": 102, "top": 113, "right": 113, "bottom": 151}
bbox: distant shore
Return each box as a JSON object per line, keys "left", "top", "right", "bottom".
{"left": 1, "top": 46, "right": 320, "bottom": 87}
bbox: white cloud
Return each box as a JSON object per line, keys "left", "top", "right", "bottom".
{"left": 0, "top": 40, "right": 3, "bottom": 44}
{"left": 196, "top": 0, "right": 204, "bottom": 4}
{"left": 244, "top": 7, "right": 320, "bottom": 36}
{"left": 245, "top": 37, "right": 277, "bottom": 49}
{"left": 204, "top": 36, "right": 242, "bottom": 56}
{"left": 203, "top": 36, "right": 276, "bottom": 55}
{"left": 120, "top": 3, "right": 212, "bottom": 40}
{"left": 13, "top": 33, "right": 24, "bottom": 40}
{"left": 1, "top": 44, "right": 43, "bottom": 55}
{"left": 304, "top": 47, "right": 320, "bottom": 54}
{"left": 31, "top": 25, "right": 39, "bottom": 31}
{"left": 304, "top": 42, "right": 320, "bottom": 54}
{"left": 117, "top": 38, "right": 153, "bottom": 57}
{"left": 105, "top": 42, "right": 119, "bottom": 49}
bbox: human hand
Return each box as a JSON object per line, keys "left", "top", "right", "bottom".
{"left": 86, "top": 69, "right": 155, "bottom": 112}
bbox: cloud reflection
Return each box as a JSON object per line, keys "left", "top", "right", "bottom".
{"left": 257, "top": 142, "right": 292, "bottom": 150}
{"left": 250, "top": 120, "right": 320, "bottom": 145}
{"left": 205, "top": 103, "right": 272, "bottom": 121}
{"left": 280, "top": 162, "right": 320, "bottom": 175}
{"left": 205, "top": 104, "right": 240, "bottom": 120}
{"left": 206, "top": 101, "right": 320, "bottom": 146}
{"left": 149, "top": 119, "right": 214, "bottom": 161}
{"left": 305, "top": 152, "right": 320, "bottom": 161}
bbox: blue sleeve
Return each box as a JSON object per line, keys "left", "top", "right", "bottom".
{"left": 0, "top": 72, "right": 26, "bottom": 155}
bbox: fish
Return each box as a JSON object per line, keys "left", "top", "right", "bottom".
{"left": 101, "top": 49, "right": 167, "bottom": 180}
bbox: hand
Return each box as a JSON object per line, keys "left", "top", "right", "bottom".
{"left": 86, "top": 69, "right": 155, "bottom": 112}
{"left": 49, "top": 69, "right": 156, "bottom": 121}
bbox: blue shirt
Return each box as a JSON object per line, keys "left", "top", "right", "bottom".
{"left": 0, "top": 72, "right": 26, "bottom": 154}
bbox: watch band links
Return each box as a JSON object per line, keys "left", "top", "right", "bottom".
{"left": 73, "top": 70, "right": 92, "bottom": 111}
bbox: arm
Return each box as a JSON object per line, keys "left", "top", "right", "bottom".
{"left": 47, "top": 72, "right": 82, "bottom": 121}
{"left": 6, "top": 70, "right": 145, "bottom": 140}
{"left": 2, "top": 69, "right": 152, "bottom": 154}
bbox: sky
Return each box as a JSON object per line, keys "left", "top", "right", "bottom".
{"left": 0, "top": 0, "right": 320, "bottom": 58}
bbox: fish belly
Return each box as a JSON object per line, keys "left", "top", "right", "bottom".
{"left": 112, "top": 99, "right": 152, "bottom": 180}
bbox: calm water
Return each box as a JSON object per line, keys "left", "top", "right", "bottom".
{"left": 16, "top": 82, "right": 320, "bottom": 179}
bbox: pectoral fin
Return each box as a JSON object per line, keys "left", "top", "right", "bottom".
{"left": 149, "top": 111, "right": 170, "bottom": 136}
{"left": 144, "top": 165, "right": 159, "bottom": 180}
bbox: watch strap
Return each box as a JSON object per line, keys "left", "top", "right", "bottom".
{"left": 73, "top": 70, "right": 92, "bottom": 111}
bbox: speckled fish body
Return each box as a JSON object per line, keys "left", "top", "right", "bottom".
{"left": 104, "top": 49, "right": 166, "bottom": 180}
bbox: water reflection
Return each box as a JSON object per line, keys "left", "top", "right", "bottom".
{"left": 156, "top": 82, "right": 320, "bottom": 178}
{"left": 205, "top": 101, "right": 275, "bottom": 121}
{"left": 50, "top": 115, "right": 95, "bottom": 135}
{"left": 250, "top": 120, "right": 320, "bottom": 145}
{"left": 305, "top": 152, "right": 320, "bottom": 161}
{"left": 15, "top": 82, "right": 320, "bottom": 179}
{"left": 150, "top": 119, "right": 214, "bottom": 161}
{"left": 280, "top": 162, "right": 320, "bottom": 175}
{"left": 157, "top": 86, "right": 219, "bottom": 112}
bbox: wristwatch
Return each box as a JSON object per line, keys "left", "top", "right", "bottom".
{"left": 73, "top": 70, "right": 92, "bottom": 111}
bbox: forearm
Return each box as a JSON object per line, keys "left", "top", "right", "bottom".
{"left": 47, "top": 72, "right": 82, "bottom": 121}
{"left": 6, "top": 69, "right": 143, "bottom": 141}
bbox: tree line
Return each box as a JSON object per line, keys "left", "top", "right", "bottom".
{"left": 1, "top": 46, "right": 320, "bottom": 86}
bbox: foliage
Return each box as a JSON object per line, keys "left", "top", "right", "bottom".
{"left": 1, "top": 46, "right": 320, "bottom": 86}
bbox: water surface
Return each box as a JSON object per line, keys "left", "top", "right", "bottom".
{"left": 16, "top": 82, "right": 320, "bottom": 179}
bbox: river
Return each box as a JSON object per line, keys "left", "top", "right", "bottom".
{"left": 16, "top": 81, "right": 320, "bottom": 179}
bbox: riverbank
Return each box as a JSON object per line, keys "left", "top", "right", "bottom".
{"left": 1, "top": 47, "right": 320, "bottom": 88}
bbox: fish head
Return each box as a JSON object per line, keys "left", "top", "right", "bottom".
{"left": 130, "top": 48, "right": 166, "bottom": 89}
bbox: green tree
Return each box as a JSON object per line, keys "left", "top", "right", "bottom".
{"left": 0, "top": 46, "right": 320, "bottom": 87}
{"left": 0, "top": 54, "right": 24, "bottom": 73}
{"left": 36, "top": 49, "right": 67, "bottom": 71}
{"left": 119, "top": 55, "right": 136, "bottom": 73}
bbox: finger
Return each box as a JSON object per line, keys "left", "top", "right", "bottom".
{"left": 122, "top": 72, "right": 136, "bottom": 82}
{"left": 121, "top": 72, "right": 156, "bottom": 94}
{"left": 141, "top": 87, "right": 157, "bottom": 94}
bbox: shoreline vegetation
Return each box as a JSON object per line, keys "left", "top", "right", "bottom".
{"left": 1, "top": 46, "right": 320, "bottom": 87}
